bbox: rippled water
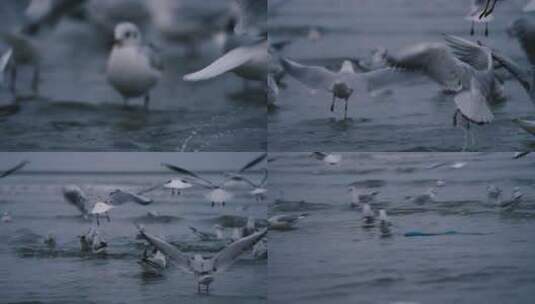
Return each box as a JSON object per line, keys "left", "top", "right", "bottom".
{"left": 268, "top": 0, "right": 535, "bottom": 151}
{"left": 268, "top": 152, "right": 535, "bottom": 304}
{"left": 0, "top": 171, "right": 267, "bottom": 304}
{"left": 0, "top": 1, "right": 266, "bottom": 151}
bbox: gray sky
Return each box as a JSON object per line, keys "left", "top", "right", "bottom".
{"left": 0, "top": 152, "right": 263, "bottom": 172}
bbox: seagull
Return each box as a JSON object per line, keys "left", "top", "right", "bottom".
{"left": 348, "top": 184, "right": 378, "bottom": 209}
{"left": 91, "top": 202, "right": 114, "bottom": 225}
{"left": 268, "top": 214, "right": 306, "bottom": 230}
{"left": 362, "top": 203, "right": 375, "bottom": 228}
{"left": 162, "top": 163, "right": 233, "bottom": 207}
{"left": 223, "top": 153, "right": 267, "bottom": 183}
{"left": 228, "top": 169, "right": 268, "bottom": 202}
{"left": 487, "top": 184, "right": 503, "bottom": 205}
{"left": 189, "top": 225, "right": 225, "bottom": 242}
{"left": 108, "top": 188, "right": 153, "bottom": 206}
{"left": 312, "top": 152, "right": 342, "bottom": 165}
{"left": 524, "top": 0, "right": 535, "bottom": 12}
{"left": 514, "top": 119, "right": 535, "bottom": 136}
{"left": 281, "top": 58, "right": 416, "bottom": 120}
{"left": 0, "top": 160, "right": 30, "bottom": 179}
{"left": 499, "top": 187, "right": 523, "bottom": 211}
{"left": 384, "top": 36, "right": 501, "bottom": 150}
{"left": 410, "top": 187, "right": 438, "bottom": 205}
{"left": 513, "top": 151, "right": 531, "bottom": 159}
{"left": 137, "top": 225, "right": 267, "bottom": 294}
{"left": 252, "top": 238, "right": 267, "bottom": 259}
{"left": 1, "top": 212, "right": 12, "bottom": 223}
{"left": 378, "top": 209, "right": 392, "bottom": 237}
{"left": 1, "top": 0, "right": 87, "bottom": 96}
{"left": 138, "top": 247, "right": 167, "bottom": 275}
{"left": 62, "top": 185, "right": 91, "bottom": 219}
{"left": 79, "top": 226, "right": 107, "bottom": 254}
{"left": 106, "top": 22, "right": 162, "bottom": 110}
{"left": 43, "top": 233, "right": 57, "bottom": 249}
{"left": 466, "top": 0, "right": 500, "bottom": 36}
{"left": 163, "top": 179, "right": 193, "bottom": 196}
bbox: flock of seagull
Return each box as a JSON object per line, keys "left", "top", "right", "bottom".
{"left": 0, "top": 154, "right": 274, "bottom": 294}
{"left": 0, "top": 0, "right": 268, "bottom": 110}
{"left": 272, "top": 0, "right": 535, "bottom": 151}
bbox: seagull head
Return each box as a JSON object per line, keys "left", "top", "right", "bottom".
{"left": 114, "top": 22, "right": 141, "bottom": 47}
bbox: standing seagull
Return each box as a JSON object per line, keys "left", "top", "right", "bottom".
{"left": 106, "top": 22, "right": 162, "bottom": 110}
{"left": 137, "top": 225, "right": 267, "bottom": 294}
{"left": 0, "top": 160, "right": 30, "bottom": 179}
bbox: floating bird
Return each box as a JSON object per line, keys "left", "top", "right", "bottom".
{"left": 281, "top": 58, "right": 415, "bottom": 120}
{"left": 466, "top": 0, "right": 500, "bottom": 36}
{"left": 138, "top": 247, "right": 167, "bottom": 275}
{"left": 80, "top": 226, "right": 107, "bottom": 254}
{"left": 0, "top": 160, "right": 29, "bottom": 179}
{"left": 378, "top": 209, "right": 392, "bottom": 237}
{"left": 1, "top": 212, "right": 12, "bottom": 223}
{"left": 487, "top": 184, "right": 503, "bottom": 205}
{"left": 137, "top": 225, "right": 267, "bottom": 294}
{"left": 189, "top": 225, "right": 225, "bottom": 242}
{"left": 268, "top": 214, "right": 306, "bottom": 230}
{"left": 499, "top": 187, "right": 523, "bottom": 211}
{"left": 348, "top": 184, "right": 378, "bottom": 209}
{"left": 362, "top": 203, "right": 375, "bottom": 228}
{"left": 43, "top": 233, "right": 57, "bottom": 249}
{"left": 513, "top": 151, "right": 531, "bottom": 159}
{"left": 106, "top": 22, "right": 162, "bottom": 110}
{"left": 410, "top": 187, "right": 438, "bottom": 205}
{"left": 312, "top": 152, "right": 342, "bottom": 165}
{"left": 162, "top": 163, "right": 233, "bottom": 207}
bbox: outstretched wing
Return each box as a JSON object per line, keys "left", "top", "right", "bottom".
{"left": 0, "top": 160, "right": 29, "bottom": 179}
{"left": 183, "top": 43, "right": 265, "bottom": 81}
{"left": 239, "top": 153, "right": 267, "bottom": 173}
{"left": 136, "top": 225, "right": 193, "bottom": 273}
{"left": 211, "top": 228, "right": 267, "bottom": 273}
{"left": 108, "top": 189, "right": 153, "bottom": 206}
{"left": 280, "top": 58, "right": 337, "bottom": 91}
{"left": 443, "top": 34, "right": 492, "bottom": 71}
{"left": 162, "top": 163, "right": 215, "bottom": 189}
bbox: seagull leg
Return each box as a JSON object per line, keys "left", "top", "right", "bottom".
{"left": 211, "top": 201, "right": 215, "bottom": 207}
{"left": 144, "top": 93, "right": 150, "bottom": 111}
{"left": 197, "top": 283, "right": 201, "bottom": 294}
{"left": 31, "top": 65, "right": 40, "bottom": 96}
{"left": 330, "top": 94, "right": 336, "bottom": 112}
{"left": 222, "top": 201, "right": 225, "bottom": 207}
{"left": 344, "top": 98, "right": 348, "bottom": 120}
{"left": 9, "top": 66, "right": 17, "bottom": 97}
{"left": 96, "top": 214, "right": 100, "bottom": 226}
{"left": 106, "top": 212, "right": 111, "bottom": 222}
{"left": 470, "top": 21, "right": 475, "bottom": 36}
{"left": 484, "top": 23, "right": 489, "bottom": 37}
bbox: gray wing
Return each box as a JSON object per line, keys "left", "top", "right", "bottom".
{"left": 239, "top": 153, "right": 267, "bottom": 173}
{"left": 280, "top": 58, "right": 337, "bottom": 91}
{"left": 211, "top": 228, "right": 267, "bottom": 273}
{"left": 491, "top": 48, "right": 532, "bottom": 93}
{"left": 508, "top": 17, "right": 535, "bottom": 65}
{"left": 443, "top": 34, "right": 492, "bottom": 71}
{"left": 162, "top": 163, "right": 216, "bottom": 189}
{"left": 382, "top": 42, "right": 462, "bottom": 91}
{"left": 0, "top": 160, "right": 29, "bottom": 178}
{"left": 136, "top": 225, "right": 193, "bottom": 273}
{"left": 142, "top": 44, "right": 163, "bottom": 71}
{"left": 108, "top": 189, "right": 153, "bottom": 206}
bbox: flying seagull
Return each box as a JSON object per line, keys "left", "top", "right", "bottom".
{"left": 0, "top": 160, "right": 30, "bottom": 179}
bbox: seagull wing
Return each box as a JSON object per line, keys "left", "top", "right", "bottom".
{"left": 508, "top": 17, "right": 535, "bottom": 65}
{"left": 108, "top": 189, "right": 153, "bottom": 206}
{"left": 142, "top": 44, "right": 164, "bottom": 72}
{"left": 443, "top": 34, "right": 492, "bottom": 71}
{"left": 0, "top": 160, "right": 29, "bottom": 179}
{"left": 162, "top": 163, "right": 215, "bottom": 189}
{"left": 136, "top": 225, "right": 194, "bottom": 273}
{"left": 136, "top": 183, "right": 164, "bottom": 195}
{"left": 183, "top": 44, "right": 264, "bottom": 81}
{"left": 233, "top": 0, "right": 267, "bottom": 35}
{"left": 211, "top": 228, "right": 267, "bottom": 274}
{"left": 280, "top": 58, "right": 337, "bottom": 91}
{"left": 0, "top": 48, "right": 13, "bottom": 85}
{"left": 513, "top": 119, "right": 535, "bottom": 135}
{"left": 382, "top": 42, "right": 462, "bottom": 91}
{"left": 239, "top": 153, "right": 267, "bottom": 173}
{"left": 491, "top": 49, "right": 532, "bottom": 93}
{"left": 454, "top": 77, "right": 494, "bottom": 124}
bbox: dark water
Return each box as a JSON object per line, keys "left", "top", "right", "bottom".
{"left": 268, "top": 152, "right": 535, "bottom": 304}
{"left": 0, "top": 1, "right": 266, "bottom": 151}
{"left": 268, "top": 0, "right": 535, "bottom": 151}
{"left": 0, "top": 171, "right": 267, "bottom": 304}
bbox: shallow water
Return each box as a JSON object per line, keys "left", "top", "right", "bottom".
{"left": 0, "top": 171, "right": 267, "bottom": 304}
{"left": 0, "top": 1, "right": 266, "bottom": 151}
{"left": 268, "top": 152, "right": 535, "bottom": 304}
{"left": 268, "top": 0, "right": 535, "bottom": 151}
